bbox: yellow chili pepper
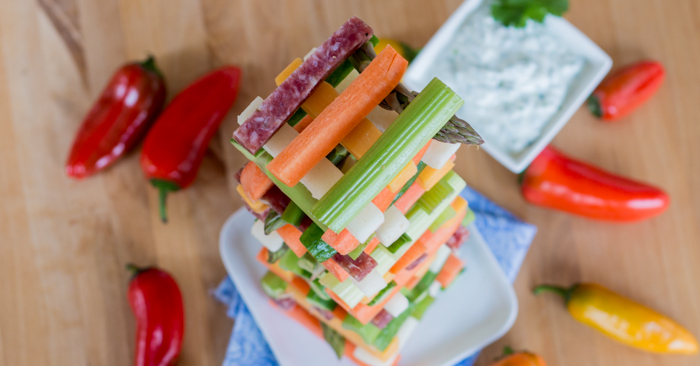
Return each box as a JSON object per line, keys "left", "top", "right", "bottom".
{"left": 535, "top": 283, "right": 699, "bottom": 354}
{"left": 374, "top": 38, "right": 419, "bottom": 63}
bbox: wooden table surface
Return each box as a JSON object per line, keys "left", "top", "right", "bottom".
{"left": 2, "top": 0, "right": 699, "bottom": 365}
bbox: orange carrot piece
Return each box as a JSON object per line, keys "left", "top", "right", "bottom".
{"left": 352, "top": 287, "right": 401, "bottom": 325}
{"left": 293, "top": 114, "right": 314, "bottom": 133}
{"left": 257, "top": 247, "right": 295, "bottom": 282}
{"left": 423, "top": 209, "right": 466, "bottom": 252}
{"left": 322, "top": 258, "right": 350, "bottom": 282}
{"left": 322, "top": 228, "right": 360, "bottom": 255}
{"left": 394, "top": 182, "right": 425, "bottom": 214}
{"left": 268, "top": 46, "right": 408, "bottom": 187}
{"left": 372, "top": 188, "right": 395, "bottom": 213}
{"left": 332, "top": 304, "right": 347, "bottom": 321}
{"left": 436, "top": 254, "right": 465, "bottom": 288}
{"left": 276, "top": 224, "right": 307, "bottom": 257}
{"left": 405, "top": 275, "right": 421, "bottom": 290}
{"left": 413, "top": 141, "right": 431, "bottom": 165}
{"left": 240, "top": 161, "right": 274, "bottom": 201}
{"left": 363, "top": 237, "right": 380, "bottom": 255}
{"left": 390, "top": 242, "right": 427, "bottom": 274}
{"left": 290, "top": 276, "right": 311, "bottom": 295}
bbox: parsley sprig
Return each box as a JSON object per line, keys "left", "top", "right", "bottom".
{"left": 491, "top": 0, "right": 569, "bottom": 28}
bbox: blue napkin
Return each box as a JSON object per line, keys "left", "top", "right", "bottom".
{"left": 215, "top": 187, "right": 537, "bottom": 366}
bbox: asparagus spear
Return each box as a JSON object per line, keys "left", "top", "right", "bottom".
{"left": 349, "top": 42, "right": 484, "bottom": 146}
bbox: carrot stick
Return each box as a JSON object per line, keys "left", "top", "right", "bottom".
{"left": 290, "top": 276, "right": 311, "bottom": 295}
{"left": 322, "top": 228, "right": 360, "bottom": 255}
{"left": 268, "top": 46, "right": 408, "bottom": 187}
{"left": 322, "top": 258, "right": 350, "bottom": 282}
{"left": 293, "top": 114, "right": 314, "bottom": 133}
{"left": 240, "top": 161, "right": 274, "bottom": 201}
{"left": 256, "top": 247, "right": 295, "bottom": 282}
{"left": 436, "top": 254, "right": 464, "bottom": 288}
{"left": 372, "top": 188, "right": 395, "bottom": 212}
{"left": 394, "top": 182, "right": 425, "bottom": 214}
{"left": 413, "top": 141, "right": 431, "bottom": 165}
{"left": 276, "top": 224, "right": 307, "bottom": 257}
{"left": 390, "top": 242, "right": 427, "bottom": 274}
{"left": 364, "top": 236, "right": 380, "bottom": 255}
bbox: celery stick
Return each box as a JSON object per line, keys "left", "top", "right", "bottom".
{"left": 414, "top": 171, "right": 457, "bottom": 214}
{"left": 348, "top": 234, "right": 374, "bottom": 260}
{"left": 429, "top": 205, "right": 457, "bottom": 232}
{"left": 279, "top": 250, "right": 311, "bottom": 279}
{"left": 387, "top": 234, "right": 411, "bottom": 254}
{"left": 307, "top": 291, "right": 336, "bottom": 311}
{"left": 373, "top": 306, "right": 411, "bottom": 351}
{"left": 462, "top": 208, "right": 475, "bottom": 226}
{"left": 231, "top": 140, "right": 328, "bottom": 231}
{"left": 311, "top": 79, "right": 464, "bottom": 232}
{"left": 261, "top": 271, "right": 288, "bottom": 299}
{"left": 281, "top": 201, "right": 304, "bottom": 227}
{"left": 411, "top": 295, "right": 435, "bottom": 320}
{"left": 342, "top": 315, "right": 382, "bottom": 344}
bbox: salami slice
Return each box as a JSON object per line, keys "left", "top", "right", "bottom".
{"left": 233, "top": 16, "right": 373, "bottom": 153}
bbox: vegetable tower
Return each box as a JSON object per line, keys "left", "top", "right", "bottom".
{"left": 232, "top": 16, "right": 481, "bottom": 366}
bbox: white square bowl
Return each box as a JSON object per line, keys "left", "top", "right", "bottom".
{"left": 403, "top": 0, "right": 612, "bottom": 173}
{"left": 219, "top": 207, "right": 518, "bottom": 366}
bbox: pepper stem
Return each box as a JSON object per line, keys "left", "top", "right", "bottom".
{"left": 125, "top": 263, "right": 145, "bottom": 279}
{"left": 139, "top": 55, "right": 164, "bottom": 80}
{"left": 586, "top": 95, "right": 603, "bottom": 118}
{"left": 533, "top": 284, "right": 575, "bottom": 303}
{"left": 150, "top": 179, "right": 180, "bottom": 223}
{"left": 502, "top": 346, "right": 514, "bottom": 356}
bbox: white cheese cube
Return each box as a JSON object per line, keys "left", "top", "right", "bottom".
{"left": 384, "top": 292, "right": 409, "bottom": 317}
{"left": 428, "top": 280, "right": 442, "bottom": 297}
{"left": 263, "top": 123, "right": 298, "bottom": 157}
{"left": 422, "top": 140, "right": 460, "bottom": 169}
{"left": 345, "top": 203, "right": 385, "bottom": 243}
{"left": 251, "top": 220, "right": 284, "bottom": 252}
{"left": 237, "top": 96, "right": 263, "bottom": 125}
{"left": 397, "top": 316, "right": 420, "bottom": 349}
{"left": 335, "top": 69, "right": 359, "bottom": 93}
{"left": 300, "top": 158, "right": 343, "bottom": 199}
{"left": 376, "top": 206, "right": 410, "bottom": 246}
{"left": 350, "top": 269, "right": 387, "bottom": 298}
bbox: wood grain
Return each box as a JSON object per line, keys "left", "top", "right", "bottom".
{"left": 0, "top": 0, "right": 698, "bottom": 365}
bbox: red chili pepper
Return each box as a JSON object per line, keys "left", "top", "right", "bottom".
{"left": 587, "top": 60, "right": 665, "bottom": 121}
{"left": 66, "top": 56, "right": 166, "bottom": 178}
{"left": 521, "top": 146, "right": 669, "bottom": 222}
{"left": 127, "top": 264, "right": 184, "bottom": 366}
{"left": 140, "top": 66, "right": 241, "bottom": 222}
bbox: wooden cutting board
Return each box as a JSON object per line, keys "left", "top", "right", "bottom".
{"left": 1, "top": 0, "right": 698, "bottom": 365}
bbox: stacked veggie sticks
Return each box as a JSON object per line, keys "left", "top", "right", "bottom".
{"left": 232, "top": 16, "right": 477, "bottom": 366}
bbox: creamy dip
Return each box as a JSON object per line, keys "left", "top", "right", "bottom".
{"left": 434, "top": 5, "right": 584, "bottom": 154}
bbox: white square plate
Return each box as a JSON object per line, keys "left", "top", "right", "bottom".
{"left": 403, "top": 0, "right": 613, "bottom": 173}
{"left": 219, "top": 208, "right": 518, "bottom": 366}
